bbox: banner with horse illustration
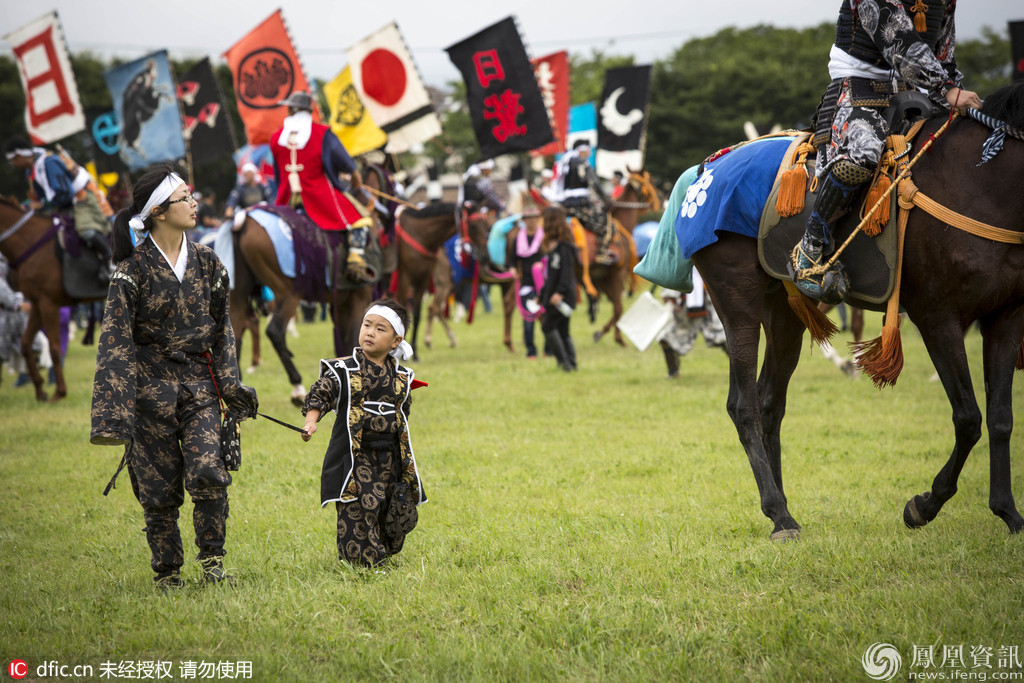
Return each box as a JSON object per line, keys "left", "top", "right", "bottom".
{"left": 103, "top": 51, "right": 186, "bottom": 172}
{"left": 223, "top": 9, "right": 320, "bottom": 145}
{"left": 323, "top": 66, "right": 388, "bottom": 158}
{"left": 4, "top": 11, "right": 85, "bottom": 144}
{"left": 530, "top": 51, "right": 569, "bottom": 157}
{"left": 596, "top": 65, "right": 651, "bottom": 179}
{"left": 176, "top": 57, "right": 237, "bottom": 168}
{"left": 446, "top": 16, "right": 554, "bottom": 160}
{"left": 346, "top": 22, "right": 442, "bottom": 154}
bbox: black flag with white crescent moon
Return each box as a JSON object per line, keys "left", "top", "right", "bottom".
{"left": 596, "top": 65, "right": 651, "bottom": 152}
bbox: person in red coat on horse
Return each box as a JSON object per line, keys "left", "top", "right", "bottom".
{"left": 270, "top": 91, "right": 374, "bottom": 282}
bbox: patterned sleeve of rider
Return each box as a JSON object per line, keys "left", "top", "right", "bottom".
{"left": 933, "top": 5, "right": 964, "bottom": 96}
{"left": 865, "top": 0, "right": 956, "bottom": 94}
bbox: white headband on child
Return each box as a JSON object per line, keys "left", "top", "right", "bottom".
{"left": 129, "top": 173, "right": 184, "bottom": 234}
{"left": 364, "top": 304, "right": 414, "bottom": 361}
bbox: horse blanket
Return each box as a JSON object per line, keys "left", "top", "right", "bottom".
{"left": 675, "top": 136, "right": 797, "bottom": 259}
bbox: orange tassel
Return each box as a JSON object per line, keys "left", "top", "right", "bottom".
{"left": 862, "top": 175, "right": 891, "bottom": 237}
{"left": 776, "top": 166, "right": 808, "bottom": 217}
{"left": 786, "top": 292, "right": 838, "bottom": 345}
{"left": 852, "top": 324, "right": 904, "bottom": 388}
{"left": 912, "top": 2, "right": 928, "bottom": 33}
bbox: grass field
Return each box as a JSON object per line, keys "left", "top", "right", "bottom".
{"left": 2, "top": 295, "right": 1023, "bottom": 681}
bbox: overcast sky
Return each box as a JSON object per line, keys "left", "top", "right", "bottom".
{"left": 2, "top": 1, "right": 1021, "bottom": 88}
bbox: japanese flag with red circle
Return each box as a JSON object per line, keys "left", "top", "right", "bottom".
{"left": 346, "top": 22, "right": 441, "bottom": 151}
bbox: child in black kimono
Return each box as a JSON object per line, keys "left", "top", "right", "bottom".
{"left": 301, "top": 298, "right": 426, "bottom": 567}
{"left": 91, "top": 163, "right": 258, "bottom": 590}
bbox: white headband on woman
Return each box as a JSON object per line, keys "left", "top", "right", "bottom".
{"left": 129, "top": 172, "right": 184, "bottom": 234}
{"left": 365, "top": 304, "right": 413, "bottom": 361}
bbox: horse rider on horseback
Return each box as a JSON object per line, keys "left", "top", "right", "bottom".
{"left": 460, "top": 158, "right": 505, "bottom": 215}
{"left": 555, "top": 140, "right": 615, "bottom": 265}
{"left": 6, "top": 137, "right": 114, "bottom": 282}
{"left": 269, "top": 91, "right": 375, "bottom": 283}
{"left": 791, "top": 0, "right": 982, "bottom": 304}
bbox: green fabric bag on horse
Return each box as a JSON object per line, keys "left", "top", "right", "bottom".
{"left": 633, "top": 165, "right": 697, "bottom": 293}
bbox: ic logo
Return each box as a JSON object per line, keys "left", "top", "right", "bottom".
{"left": 236, "top": 48, "right": 295, "bottom": 109}
{"left": 8, "top": 660, "right": 28, "bottom": 679}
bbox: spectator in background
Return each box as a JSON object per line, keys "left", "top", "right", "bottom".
{"left": 224, "top": 163, "right": 272, "bottom": 219}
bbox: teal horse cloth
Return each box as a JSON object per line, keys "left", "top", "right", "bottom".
{"left": 633, "top": 165, "right": 698, "bottom": 292}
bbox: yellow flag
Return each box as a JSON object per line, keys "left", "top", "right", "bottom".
{"left": 323, "top": 66, "right": 387, "bottom": 157}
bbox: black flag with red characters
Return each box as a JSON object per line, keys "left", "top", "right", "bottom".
{"left": 177, "top": 58, "right": 237, "bottom": 167}
{"left": 446, "top": 16, "right": 553, "bottom": 160}
{"left": 1011, "top": 21, "right": 1024, "bottom": 82}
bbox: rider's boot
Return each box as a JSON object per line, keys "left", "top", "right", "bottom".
{"left": 789, "top": 161, "right": 870, "bottom": 305}
{"left": 345, "top": 219, "right": 375, "bottom": 283}
{"left": 81, "top": 230, "right": 113, "bottom": 283}
{"left": 594, "top": 216, "right": 617, "bottom": 265}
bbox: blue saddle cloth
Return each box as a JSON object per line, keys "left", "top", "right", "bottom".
{"left": 444, "top": 234, "right": 474, "bottom": 285}
{"left": 675, "top": 136, "right": 796, "bottom": 259}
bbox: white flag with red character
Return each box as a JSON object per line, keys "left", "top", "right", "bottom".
{"left": 4, "top": 11, "right": 85, "bottom": 144}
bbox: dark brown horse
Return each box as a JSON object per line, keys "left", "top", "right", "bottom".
{"left": 587, "top": 169, "right": 662, "bottom": 345}
{"left": 0, "top": 199, "right": 101, "bottom": 401}
{"left": 392, "top": 203, "right": 494, "bottom": 355}
{"left": 691, "top": 82, "right": 1024, "bottom": 538}
{"left": 229, "top": 211, "right": 377, "bottom": 406}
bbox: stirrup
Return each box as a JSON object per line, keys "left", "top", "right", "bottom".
{"left": 345, "top": 252, "right": 374, "bottom": 283}
{"left": 787, "top": 245, "right": 849, "bottom": 305}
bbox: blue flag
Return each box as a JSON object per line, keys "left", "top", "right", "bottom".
{"left": 104, "top": 51, "right": 186, "bottom": 171}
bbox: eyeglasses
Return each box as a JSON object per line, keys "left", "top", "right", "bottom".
{"left": 168, "top": 191, "right": 196, "bottom": 205}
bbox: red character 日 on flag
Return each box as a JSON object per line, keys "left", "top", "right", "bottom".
{"left": 473, "top": 50, "right": 505, "bottom": 88}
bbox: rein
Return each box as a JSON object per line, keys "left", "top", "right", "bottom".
{"left": 395, "top": 222, "right": 436, "bottom": 258}
{"left": 10, "top": 220, "right": 60, "bottom": 269}
{"left": 0, "top": 208, "right": 35, "bottom": 243}
{"left": 610, "top": 200, "right": 650, "bottom": 210}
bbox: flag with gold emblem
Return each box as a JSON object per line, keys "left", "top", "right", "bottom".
{"left": 322, "top": 66, "right": 387, "bottom": 157}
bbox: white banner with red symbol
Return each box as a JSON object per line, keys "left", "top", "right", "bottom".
{"left": 346, "top": 22, "right": 441, "bottom": 153}
{"left": 4, "top": 11, "right": 85, "bottom": 144}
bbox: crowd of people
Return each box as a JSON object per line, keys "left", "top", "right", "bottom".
{"left": 6, "top": 0, "right": 978, "bottom": 587}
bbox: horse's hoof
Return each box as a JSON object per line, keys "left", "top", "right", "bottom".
{"left": 903, "top": 493, "right": 930, "bottom": 529}
{"left": 593, "top": 331, "right": 603, "bottom": 343}
{"left": 290, "top": 385, "right": 307, "bottom": 408}
{"left": 770, "top": 528, "right": 800, "bottom": 542}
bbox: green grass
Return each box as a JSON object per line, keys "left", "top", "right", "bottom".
{"left": 2, "top": 297, "right": 1023, "bottom": 681}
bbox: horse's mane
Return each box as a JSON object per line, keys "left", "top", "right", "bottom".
{"left": 402, "top": 202, "right": 456, "bottom": 218}
{"left": 980, "top": 80, "right": 1024, "bottom": 130}
{"left": 0, "top": 196, "right": 27, "bottom": 212}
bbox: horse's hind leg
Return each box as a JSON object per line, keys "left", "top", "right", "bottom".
{"left": 758, "top": 285, "right": 807, "bottom": 519}
{"left": 904, "top": 323, "right": 981, "bottom": 529}
{"left": 980, "top": 314, "right": 1024, "bottom": 532}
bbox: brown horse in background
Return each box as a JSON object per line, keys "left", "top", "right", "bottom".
{"left": 586, "top": 169, "right": 662, "bottom": 345}
{"left": 0, "top": 199, "right": 102, "bottom": 401}
{"left": 230, "top": 211, "right": 377, "bottom": 406}
{"left": 691, "top": 82, "right": 1024, "bottom": 538}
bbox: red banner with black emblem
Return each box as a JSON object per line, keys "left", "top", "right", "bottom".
{"left": 1011, "top": 21, "right": 1024, "bottom": 82}
{"left": 177, "top": 58, "right": 238, "bottom": 167}
{"left": 530, "top": 51, "right": 569, "bottom": 157}
{"left": 223, "top": 9, "right": 319, "bottom": 145}
{"left": 4, "top": 11, "right": 85, "bottom": 144}
{"left": 446, "top": 16, "right": 554, "bottom": 160}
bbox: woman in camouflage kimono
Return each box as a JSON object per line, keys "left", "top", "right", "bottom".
{"left": 90, "top": 163, "right": 257, "bottom": 590}
{"left": 301, "top": 298, "right": 425, "bottom": 568}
